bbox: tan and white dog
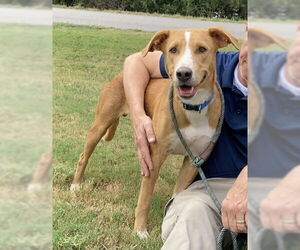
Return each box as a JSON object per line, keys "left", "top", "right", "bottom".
{"left": 70, "top": 27, "right": 239, "bottom": 237}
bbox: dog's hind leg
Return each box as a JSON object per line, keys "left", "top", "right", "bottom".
{"left": 71, "top": 73, "right": 127, "bottom": 191}
{"left": 71, "top": 120, "right": 114, "bottom": 191}
{"left": 173, "top": 156, "right": 198, "bottom": 195}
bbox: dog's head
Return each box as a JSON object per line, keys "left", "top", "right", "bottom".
{"left": 142, "top": 27, "right": 239, "bottom": 101}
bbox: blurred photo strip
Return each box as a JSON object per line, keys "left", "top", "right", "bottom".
{"left": 0, "top": 1, "right": 52, "bottom": 249}
{"left": 248, "top": 0, "right": 300, "bottom": 249}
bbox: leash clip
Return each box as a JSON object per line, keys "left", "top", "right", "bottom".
{"left": 198, "top": 104, "right": 202, "bottom": 113}
{"left": 193, "top": 157, "right": 205, "bottom": 168}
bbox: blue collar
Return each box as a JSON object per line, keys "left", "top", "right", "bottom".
{"left": 181, "top": 92, "right": 215, "bottom": 112}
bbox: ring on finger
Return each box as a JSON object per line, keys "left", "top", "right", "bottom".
{"left": 236, "top": 220, "right": 246, "bottom": 225}
{"left": 282, "top": 219, "right": 296, "bottom": 225}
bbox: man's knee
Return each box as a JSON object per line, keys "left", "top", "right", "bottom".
{"left": 179, "top": 199, "right": 222, "bottom": 232}
{"left": 180, "top": 200, "right": 212, "bottom": 219}
{"left": 162, "top": 199, "right": 221, "bottom": 248}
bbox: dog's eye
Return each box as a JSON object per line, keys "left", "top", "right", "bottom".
{"left": 198, "top": 46, "right": 207, "bottom": 53}
{"left": 169, "top": 47, "right": 177, "bottom": 53}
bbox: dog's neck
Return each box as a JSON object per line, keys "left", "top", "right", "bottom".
{"left": 174, "top": 85, "right": 215, "bottom": 127}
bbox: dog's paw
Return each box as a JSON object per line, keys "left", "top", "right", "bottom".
{"left": 70, "top": 184, "right": 80, "bottom": 191}
{"left": 136, "top": 229, "right": 149, "bottom": 239}
{"left": 27, "top": 183, "right": 43, "bottom": 192}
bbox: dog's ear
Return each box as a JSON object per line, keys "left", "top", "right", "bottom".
{"left": 209, "top": 27, "right": 240, "bottom": 50}
{"left": 142, "top": 30, "right": 170, "bottom": 57}
{"left": 248, "top": 26, "right": 288, "bottom": 50}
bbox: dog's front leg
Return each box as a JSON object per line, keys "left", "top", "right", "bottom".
{"left": 134, "top": 145, "right": 167, "bottom": 239}
{"left": 173, "top": 156, "right": 198, "bottom": 195}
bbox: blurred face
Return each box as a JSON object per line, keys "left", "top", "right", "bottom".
{"left": 238, "top": 40, "right": 248, "bottom": 87}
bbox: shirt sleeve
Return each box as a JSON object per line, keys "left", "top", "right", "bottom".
{"left": 159, "top": 54, "right": 169, "bottom": 79}
{"left": 251, "top": 52, "right": 287, "bottom": 88}
{"left": 215, "top": 51, "right": 239, "bottom": 88}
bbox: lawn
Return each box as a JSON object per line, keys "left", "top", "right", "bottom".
{"left": 53, "top": 24, "right": 238, "bottom": 249}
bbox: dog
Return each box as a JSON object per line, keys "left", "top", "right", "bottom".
{"left": 70, "top": 27, "right": 239, "bottom": 238}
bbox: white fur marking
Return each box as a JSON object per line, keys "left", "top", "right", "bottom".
{"left": 70, "top": 183, "right": 80, "bottom": 191}
{"left": 27, "top": 183, "right": 43, "bottom": 192}
{"left": 136, "top": 229, "right": 149, "bottom": 239}
{"left": 174, "top": 32, "right": 195, "bottom": 81}
{"left": 168, "top": 110, "right": 215, "bottom": 155}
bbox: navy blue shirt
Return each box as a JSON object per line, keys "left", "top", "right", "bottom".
{"left": 249, "top": 52, "right": 300, "bottom": 177}
{"left": 160, "top": 52, "right": 247, "bottom": 178}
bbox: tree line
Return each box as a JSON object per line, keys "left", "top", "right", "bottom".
{"left": 53, "top": 0, "right": 247, "bottom": 20}
{"left": 249, "top": 0, "right": 299, "bottom": 20}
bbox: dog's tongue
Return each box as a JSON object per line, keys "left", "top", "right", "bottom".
{"left": 178, "top": 86, "right": 195, "bottom": 97}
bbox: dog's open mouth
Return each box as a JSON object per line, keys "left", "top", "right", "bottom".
{"left": 178, "top": 85, "right": 196, "bottom": 98}
{"left": 177, "top": 72, "right": 208, "bottom": 98}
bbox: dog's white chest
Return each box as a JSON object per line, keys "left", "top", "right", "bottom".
{"left": 168, "top": 112, "right": 215, "bottom": 156}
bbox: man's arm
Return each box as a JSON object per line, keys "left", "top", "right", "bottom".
{"left": 221, "top": 166, "right": 248, "bottom": 233}
{"left": 123, "top": 51, "right": 163, "bottom": 176}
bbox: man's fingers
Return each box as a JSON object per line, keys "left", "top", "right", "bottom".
{"left": 140, "top": 144, "right": 154, "bottom": 171}
{"left": 270, "top": 212, "right": 283, "bottom": 232}
{"left": 260, "top": 211, "right": 271, "bottom": 230}
{"left": 236, "top": 212, "right": 247, "bottom": 233}
{"left": 132, "top": 115, "right": 156, "bottom": 176}
{"left": 282, "top": 215, "right": 299, "bottom": 232}
{"left": 136, "top": 130, "right": 153, "bottom": 172}
{"left": 221, "top": 211, "right": 229, "bottom": 230}
{"left": 144, "top": 120, "right": 156, "bottom": 143}
{"left": 222, "top": 200, "right": 238, "bottom": 233}
{"left": 228, "top": 208, "right": 238, "bottom": 233}
{"left": 142, "top": 160, "right": 150, "bottom": 177}
{"left": 137, "top": 150, "right": 150, "bottom": 177}
{"left": 221, "top": 202, "right": 230, "bottom": 230}
{"left": 222, "top": 200, "right": 247, "bottom": 233}
{"left": 260, "top": 200, "right": 283, "bottom": 232}
{"left": 260, "top": 201, "right": 272, "bottom": 230}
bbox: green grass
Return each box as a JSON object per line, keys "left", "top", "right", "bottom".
{"left": 53, "top": 23, "right": 239, "bottom": 249}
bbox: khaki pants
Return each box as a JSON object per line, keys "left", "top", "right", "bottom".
{"left": 248, "top": 178, "right": 280, "bottom": 250}
{"left": 161, "top": 178, "right": 236, "bottom": 250}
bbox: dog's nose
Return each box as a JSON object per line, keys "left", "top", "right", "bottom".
{"left": 176, "top": 67, "right": 192, "bottom": 82}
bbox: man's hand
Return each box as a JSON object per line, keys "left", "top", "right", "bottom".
{"left": 221, "top": 166, "right": 248, "bottom": 233}
{"left": 285, "top": 24, "right": 300, "bottom": 87}
{"left": 260, "top": 166, "right": 300, "bottom": 233}
{"left": 132, "top": 114, "right": 156, "bottom": 177}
